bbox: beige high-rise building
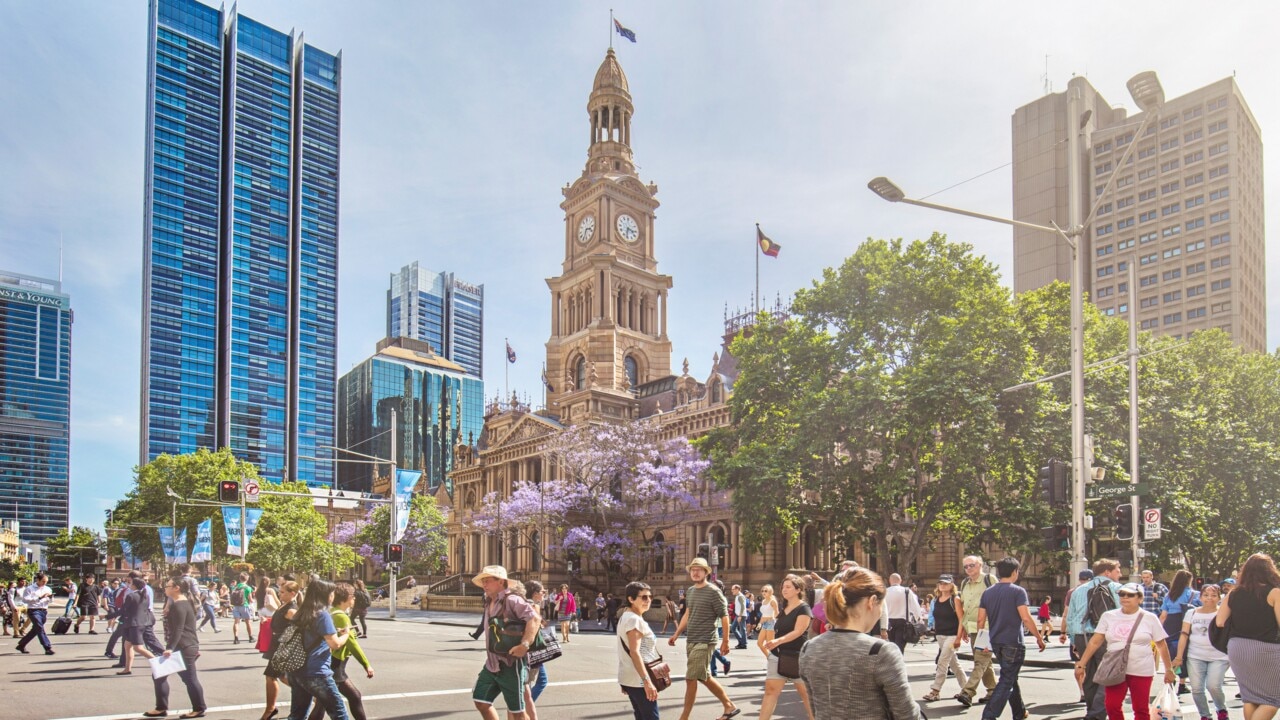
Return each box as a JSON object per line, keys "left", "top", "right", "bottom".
{"left": 1013, "top": 76, "right": 1266, "bottom": 352}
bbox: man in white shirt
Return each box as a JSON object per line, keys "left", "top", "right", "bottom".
{"left": 730, "top": 585, "right": 749, "bottom": 649}
{"left": 16, "top": 573, "right": 55, "bottom": 655}
{"left": 884, "top": 573, "right": 923, "bottom": 652}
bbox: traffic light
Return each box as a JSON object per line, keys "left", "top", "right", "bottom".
{"left": 1114, "top": 504, "right": 1134, "bottom": 540}
{"left": 1038, "top": 459, "right": 1070, "bottom": 506}
{"left": 1193, "top": 577, "right": 1206, "bottom": 591}
{"left": 1040, "top": 525, "right": 1070, "bottom": 552}
{"left": 218, "top": 480, "right": 240, "bottom": 503}
{"left": 695, "top": 543, "right": 709, "bottom": 560}
{"left": 385, "top": 543, "right": 403, "bottom": 564}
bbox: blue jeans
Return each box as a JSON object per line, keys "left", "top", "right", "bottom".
{"left": 731, "top": 617, "right": 747, "bottom": 647}
{"left": 18, "top": 608, "right": 51, "bottom": 651}
{"left": 710, "top": 647, "right": 730, "bottom": 675}
{"left": 1186, "top": 657, "right": 1229, "bottom": 717}
{"left": 981, "top": 643, "right": 1026, "bottom": 720}
{"left": 530, "top": 663, "right": 548, "bottom": 701}
{"left": 289, "top": 673, "right": 349, "bottom": 720}
{"left": 622, "top": 684, "right": 660, "bottom": 720}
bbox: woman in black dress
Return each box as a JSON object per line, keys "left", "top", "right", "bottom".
{"left": 117, "top": 576, "right": 157, "bottom": 675}
{"left": 143, "top": 579, "right": 206, "bottom": 718}
{"left": 260, "top": 580, "right": 300, "bottom": 720}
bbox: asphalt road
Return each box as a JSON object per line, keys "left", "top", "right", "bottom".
{"left": 1, "top": 617, "right": 1243, "bottom": 720}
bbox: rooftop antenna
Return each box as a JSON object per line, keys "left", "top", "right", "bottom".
{"left": 59, "top": 233, "right": 64, "bottom": 283}
{"left": 1042, "top": 55, "right": 1051, "bottom": 95}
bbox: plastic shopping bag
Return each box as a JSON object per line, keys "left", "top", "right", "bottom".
{"left": 1150, "top": 683, "right": 1180, "bottom": 720}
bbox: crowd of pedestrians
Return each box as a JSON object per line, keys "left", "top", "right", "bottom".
{"left": 5, "top": 549, "right": 1277, "bottom": 720}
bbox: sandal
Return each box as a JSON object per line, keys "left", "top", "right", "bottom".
{"left": 922, "top": 690, "right": 941, "bottom": 702}
{"left": 716, "top": 710, "right": 742, "bottom": 720}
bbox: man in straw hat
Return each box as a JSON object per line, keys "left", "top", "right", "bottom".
{"left": 470, "top": 566, "right": 540, "bottom": 720}
{"left": 668, "top": 557, "right": 740, "bottom": 720}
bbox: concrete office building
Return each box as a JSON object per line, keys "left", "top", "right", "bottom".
{"left": 139, "top": 0, "right": 342, "bottom": 485}
{"left": 1013, "top": 75, "right": 1265, "bottom": 351}
{"left": 0, "top": 271, "right": 72, "bottom": 544}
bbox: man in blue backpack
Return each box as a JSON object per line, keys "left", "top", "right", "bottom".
{"left": 1063, "top": 559, "right": 1122, "bottom": 720}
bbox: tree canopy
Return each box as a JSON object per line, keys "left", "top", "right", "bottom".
{"left": 332, "top": 494, "right": 449, "bottom": 576}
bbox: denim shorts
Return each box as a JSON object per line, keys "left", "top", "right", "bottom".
{"left": 760, "top": 619, "right": 776, "bottom": 631}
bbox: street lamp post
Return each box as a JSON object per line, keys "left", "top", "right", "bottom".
{"left": 867, "top": 71, "right": 1163, "bottom": 577}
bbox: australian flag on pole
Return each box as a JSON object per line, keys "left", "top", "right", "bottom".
{"left": 506, "top": 341, "right": 517, "bottom": 364}
{"left": 614, "top": 18, "right": 636, "bottom": 43}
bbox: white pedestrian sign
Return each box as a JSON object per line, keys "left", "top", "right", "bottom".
{"left": 1143, "top": 507, "right": 1161, "bottom": 540}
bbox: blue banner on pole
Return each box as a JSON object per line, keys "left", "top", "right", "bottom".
{"left": 173, "top": 528, "right": 188, "bottom": 564}
{"left": 190, "top": 519, "right": 212, "bottom": 563}
{"left": 244, "top": 507, "right": 263, "bottom": 554}
{"left": 120, "top": 539, "right": 136, "bottom": 568}
{"left": 157, "top": 527, "right": 175, "bottom": 564}
{"left": 223, "top": 507, "right": 265, "bottom": 557}
{"left": 394, "top": 469, "right": 422, "bottom": 542}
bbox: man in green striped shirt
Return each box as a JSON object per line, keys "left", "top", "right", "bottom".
{"left": 668, "top": 558, "right": 740, "bottom": 720}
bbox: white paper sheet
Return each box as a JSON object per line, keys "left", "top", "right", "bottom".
{"left": 149, "top": 652, "right": 187, "bottom": 679}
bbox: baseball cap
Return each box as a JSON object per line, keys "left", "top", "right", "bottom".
{"left": 1222, "top": 578, "right": 1236, "bottom": 585}
{"left": 1118, "top": 582, "right": 1145, "bottom": 596}
{"left": 1078, "top": 569, "right": 1094, "bottom": 581}
{"left": 938, "top": 574, "right": 954, "bottom": 584}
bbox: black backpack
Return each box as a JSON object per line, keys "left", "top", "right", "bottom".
{"left": 1085, "top": 580, "right": 1118, "bottom": 628}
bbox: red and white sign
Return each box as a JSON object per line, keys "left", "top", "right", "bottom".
{"left": 1143, "top": 508, "right": 1161, "bottom": 540}
{"left": 245, "top": 480, "right": 261, "bottom": 503}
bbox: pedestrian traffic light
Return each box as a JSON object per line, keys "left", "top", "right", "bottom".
{"left": 1193, "top": 577, "right": 1206, "bottom": 591}
{"left": 1114, "top": 504, "right": 1134, "bottom": 540}
{"left": 1040, "top": 525, "right": 1070, "bottom": 552}
{"left": 695, "top": 543, "right": 709, "bottom": 560}
{"left": 218, "top": 480, "right": 240, "bottom": 503}
{"left": 385, "top": 543, "right": 403, "bottom": 564}
{"left": 1038, "top": 459, "right": 1070, "bottom": 506}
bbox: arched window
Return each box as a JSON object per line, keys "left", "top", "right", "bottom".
{"left": 575, "top": 356, "right": 587, "bottom": 390}
{"left": 624, "top": 356, "right": 639, "bottom": 388}
{"left": 710, "top": 380, "right": 723, "bottom": 404}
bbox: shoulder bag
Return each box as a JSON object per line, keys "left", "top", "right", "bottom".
{"left": 527, "top": 628, "right": 562, "bottom": 668}
{"left": 266, "top": 622, "right": 321, "bottom": 676}
{"left": 776, "top": 650, "right": 802, "bottom": 679}
{"left": 1093, "top": 610, "right": 1144, "bottom": 687}
{"left": 618, "top": 636, "right": 672, "bottom": 691}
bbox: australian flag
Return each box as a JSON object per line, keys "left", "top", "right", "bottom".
{"left": 614, "top": 18, "right": 636, "bottom": 43}
{"left": 506, "top": 341, "right": 517, "bottom": 364}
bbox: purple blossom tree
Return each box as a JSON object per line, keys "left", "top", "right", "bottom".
{"left": 331, "top": 495, "right": 449, "bottom": 576}
{"left": 470, "top": 417, "right": 708, "bottom": 587}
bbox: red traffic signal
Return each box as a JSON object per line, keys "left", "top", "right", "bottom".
{"left": 385, "top": 543, "right": 403, "bottom": 564}
{"left": 218, "top": 480, "right": 240, "bottom": 503}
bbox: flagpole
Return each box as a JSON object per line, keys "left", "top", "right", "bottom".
{"left": 609, "top": 9, "right": 614, "bottom": 49}
{"left": 754, "top": 223, "right": 760, "bottom": 314}
{"left": 505, "top": 337, "right": 510, "bottom": 402}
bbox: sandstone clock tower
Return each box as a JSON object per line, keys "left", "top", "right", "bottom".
{"left": 546, "top": 49, "right": 673, "bottom": 423}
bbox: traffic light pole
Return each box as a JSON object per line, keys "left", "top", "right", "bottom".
{"left": 240, "top": 485, "right": 247, "bottom": 561}
{"left": 1126, "top": 264, "right": 1142, "bottom": 580}
{"left": 389, "top": 410, "right": 397, "bottom": 621}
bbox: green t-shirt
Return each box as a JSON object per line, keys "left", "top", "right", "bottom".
{"left": 960, "top": 573, "right": 996, "bottom": 634}
{"left": 684, "top": 584, "right": 727, "bottom": 644}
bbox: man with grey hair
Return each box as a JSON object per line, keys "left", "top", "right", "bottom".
{"left": 954, "top": 555, "right": 997, "bottom": 707}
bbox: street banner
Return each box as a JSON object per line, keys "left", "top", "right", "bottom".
{"left": 394, "top": 469, "right": 422, "bottom": 542}
{"left": 173, "top": 527, "right": 188, "bottom": 564}
{"left": 224, "top": 507, "right": 265, "bottom": 557}
{"left": 190, "top": 519, "right": 212, "bottom": 563}
{"left": 157, "top": 527, "right": 175, "bottom": 564}
{"left": 120, "top": 539, "right": 136, "bottom": 567}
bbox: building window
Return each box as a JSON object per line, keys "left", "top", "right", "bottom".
{"left": 1141, "top": 318, "right": 1158, "bottom": 329}
{"left": 1097, "top": 265, "right": 1115, "bottom": 278}
{"left": 1160, "top": 159, "right": 1180, "bottom": 173}
{"left": 1096, "top": 223, "right": 1113, "bottom": 236}
{"left": 1210, "top": 210, "right": 1230, "bottom": 224}
{"left": 1186, "top": 240, "right": 1205, "bottom": 253}
{"left": 1118, "top": 303, "right": 1129, "bottom": 313}
{"left": 1185, "top": 172, "right": 1204, "bottom": 186}
{"left": 575, "top": 356, "right": 586, "bottom": 390}
{"left": 1207, "top": 96, "right": 1228, "bottom": 111}
{"left": 1184, "top": 129, "right": 1204, "bottom": 143}
{"left": 1164, "top": 312, "right": 1182, "bottom": 325}
{"left": 1187, "top": 307, "right": 1207, "bottom": 320}
{"left": 1211, "top": 301, "right": 1232, "bottom": 314}
{"left": 1097, "top": 245, "right": 1114, "bottom": 257}
{"left": 1187, "top": 284, "right": 1206, "bottom": 297}
{"left": 1161, "top": 224, "right": 1182, "bottom": 238}
{"left": 1139, "top": 231, "right": 1158, "bottom": 244}
{"left": 1097, "top": 202, "right": 1113, "bottom": 216}
{"left": 1183, "top": 107, "right": 1203, "bottom": 120}
{"left": 1163, "top": 290, "right": 1182, "bottom": 303}
{"left": 1160, "top": 138, "right": 1180, "bottom": 152}
{"left": 1117, "top": 217, "right": 1134, "bottom": 229}
{"left": 1208, "top": 141, "right": 1229, "bottom": 157}
{"left": 1097, "top": 286, "right": 1115, "bottom": 298}
{"left": 1210, "top": 255, "right": 1231, "bottom": 269}
{"left": 1211, "top": 278, "right": 1231, "bottom": 292}
{"left": 1095, "top": 161, "right": 1113, "bottom": 175}
{"left": 1186, "top": 195, "right": 1205, "bottom": 209}
{"left": 1118, "top": 239, "right": 1135, "bottom": 250}
{"left": 1139, "top": 189, "right": 1157, "bottom": 202}
{"left": 1117, "top": 196, "right": 1134, "bottom": 209}
{"left": 1138, "top": 146, "right": 1156, "bottom": 159}
{"left": 1209, "top": 164, "right": 1229, "bottom": 179}
{"left": 1184, "top": 150, "right": 1204, "bottom": 165}
{"left": 1161, "top": 181, "right": 1180, "bottom": 194}
{"left": 1140, "top": 274, "right": 1158, "bottom": 287}
{"left": 624, "top": 355, "right": 639, "bottom": 389}
{"left": 1185, "top": 218, "right": 1204, "bottom": 231}
{"left": 1187, "top": 261, "right": 1206, "bottom": 275}
{"left": 1160, "top": 116, "right": 1181, "bottom": 130}
{"left": 1139, "top": 168, "right": 1158, "bottom": 181}
{"left": 1210, "top": 233, "right": 1231, "bottom": 246}
{"left": 1161, "top": 203, "right": 1180, "bottom": 217}
{"left": 1209, "top": 187, "right": 1230, "bottom": 201}
{"left": 1140, "top": 253, "right": 1158, "bottom": 266}
{"left": 1140, "top": 296, "right": 1159, "bottom": 308}
{"left": 1140, "top": 210, "right": 1158, "bottom": 223}
{"left": 1163, "top": 269, "right": 1182, "bottom": 281}
{"left": 1208, "top": 120, "right": 1228, "bottom": 134}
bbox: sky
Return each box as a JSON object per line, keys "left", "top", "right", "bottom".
{"left": 1, "top": 2, "right": 1277, "bottom": 532}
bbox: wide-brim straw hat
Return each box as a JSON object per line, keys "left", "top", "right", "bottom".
{"left": 472, "top": 565, "right": 509, "bottom": 587}
{"left": 687, "top": 557, "right": 712, "bottom": 572}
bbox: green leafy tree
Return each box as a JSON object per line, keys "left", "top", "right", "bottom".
{"left": 45, "top": 526, "right": 105, "bottom": 576}
{"left": 0, "top": 557, "right": 38, "bottom": 582}
{"left": 111, "top": 448, "right": 357, "bottom": 575}
{"left": 702, "top": 234, "right": 1030, "bottom": 575}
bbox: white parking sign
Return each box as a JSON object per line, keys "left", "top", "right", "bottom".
{"left": 1143, "top": 507, "right": 1161, "bottom": 540}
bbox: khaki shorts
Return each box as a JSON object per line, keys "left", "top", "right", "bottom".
{"left": 686, "top": 642, "right": 714, "bottom": 681}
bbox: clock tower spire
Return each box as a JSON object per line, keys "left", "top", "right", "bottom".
{"left": 545, "top": 49, "right": 672, "bottom": 423}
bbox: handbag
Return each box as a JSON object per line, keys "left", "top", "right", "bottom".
{"left": 618, "top": 636, "right": 672, "bottom": 691}
{"left": 527, "top": 629, "right": 562, "bottom": 668}
{"left": 1093, "top": 610, "right": 1144, "bottom": 687}
{"left": 266, "top": 624, "right": 316, "bottom": 676}
{"left": 1207, "top": 614, "right": 1232, "bottom": 654}
{"left": 776, "top": 650, "right": 801, "bottom": 679}
{"left": 487, "top": 616, "right": 548, "bottom": 656}
{"left": 256, "top": 616, "right": 274, "bottom": 654}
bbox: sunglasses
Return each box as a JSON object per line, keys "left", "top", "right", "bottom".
{"left": 638, "top": 594, "right": 653, "bottom": 600}
{"left": 1117, "top": 592, "right": 1141, "bottom": 598}
{"left": 963, "top": 563, "right": 978, "bottom": 569}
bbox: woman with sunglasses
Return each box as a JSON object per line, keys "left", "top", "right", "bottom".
{"left": 617, "top": 581, "right": 661, "bottom": 720}
{"left": 260, "top": 580, "right": 300, "bottom": 720}
{"left": 1171, "top": 584, "right": 1229, "bottom": 720}
{"left": 143, "top": 579, "right": 206, "bottom": 718}
{"left": 1074, "top": 582, "right": 1175, "bottom": 720}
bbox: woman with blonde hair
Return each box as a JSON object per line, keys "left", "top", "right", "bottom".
{"left": 799, "top": 568, "right": 921, "bottom": 720}
{"left": 755, "top": 584, "right": 779, "bottom": 657}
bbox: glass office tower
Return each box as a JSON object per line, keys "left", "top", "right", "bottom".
{"left": 336, "top": 337, "right": 484, "bottom": 493}
{"left": 387, "top": 263, "right": 485, "bottom": 379}
{"left": 0, "top": 271, "right": 72, "bottom": 544}
{"left": 140, "top": 0, "right": 340, "bottom": 486}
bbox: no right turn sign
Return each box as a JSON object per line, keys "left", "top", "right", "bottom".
{"left": 1143, "top": 507, "right": 1161, "bottom": 540}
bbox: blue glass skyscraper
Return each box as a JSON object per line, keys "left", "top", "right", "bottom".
{"left": 0, "top": 271, "right": 72, "bottom": 544}
{"left": 140, "top": 0, "right": 340, "bottom": 486}
{"left": 387, "top": 263, "right": 485, "bottom": 379}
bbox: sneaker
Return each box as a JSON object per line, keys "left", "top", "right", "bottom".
{"left": 954, "top": 693, "right": 972, "bottom": 708}
{"left": 979, "top": 693, "right": 995, "bottom": 704}
{"left": 73, "top": 625, "right": 80, "bottom": 634}
{"left": 88, "top": 630, "right": 98, "bottom": 635}
{"left": 1218, "top": 711, "right": 1229, "bottom": 720}
{"left": 44, "top": 649, "right": 55, "bottom": 655}
{"left": 1178, "top": 685, "right": 1190, "bottom": 695}
{"left": 723, "top": 660, "right": 731, "bottom": 676}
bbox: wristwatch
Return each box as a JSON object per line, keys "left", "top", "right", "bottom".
{"left": 521, "top": 640, "right": 532, "bottom": 649}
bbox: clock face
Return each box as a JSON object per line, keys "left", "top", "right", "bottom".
{"left": 577, "top": 215, "right": 595, "bottom": 244}
{"left": 615, "top": 213, "right": 640, "bottom": 243}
